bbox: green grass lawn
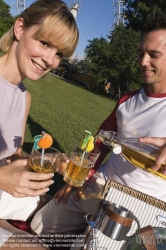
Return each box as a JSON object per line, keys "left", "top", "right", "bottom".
{"left": 23, "top": 73, "right": 116, "bottom": 195}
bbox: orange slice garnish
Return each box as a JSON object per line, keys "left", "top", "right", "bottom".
{"left": 38, "top": 132, "right": 53, "bottom": 149}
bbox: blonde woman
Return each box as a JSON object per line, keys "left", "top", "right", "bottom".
{"left": 0, "top": 0, "right": 79, "bottom": 248}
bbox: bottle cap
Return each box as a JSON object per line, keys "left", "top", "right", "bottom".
{"left": 113, "top": 144, "right": 122, "bottom": 154}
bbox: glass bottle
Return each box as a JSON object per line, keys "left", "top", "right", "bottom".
{"left": 95, "top": 130, "right": 166, "bottom": 180}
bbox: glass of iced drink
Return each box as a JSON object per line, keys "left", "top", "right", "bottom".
{"left": 29, "top": 147, "right": 62, "bottom": 175}
{"left": 63, "top": 143, "right": 100, "bottom": 187}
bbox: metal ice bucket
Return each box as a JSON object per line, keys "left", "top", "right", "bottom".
{"left": 99, "top": 203, "right": 140, "bottom": 241}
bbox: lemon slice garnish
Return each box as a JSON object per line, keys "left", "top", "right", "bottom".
{"left": 86, "top": 136, "right": 94, "bottom": 152}
{"left": 80, "top": 132, "right": 94, "bottom": 152}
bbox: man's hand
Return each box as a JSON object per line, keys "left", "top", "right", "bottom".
{"left": 139, "top": 137, "right": 166, "bottom": 174}
{"left": 56, "top": 153, "right": 69, "bottom": 176}
{"left": 0, "top": 159, "right": 54, "bottom": 197}
{"left": 54, "top": 180, "right": 88, "bottom": 204}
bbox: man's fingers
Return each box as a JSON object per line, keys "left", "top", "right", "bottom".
{"left": 61, "top": 153, "right": 69, "bottom": 163}
{"left": 55, "top": 153, "right": 69, "bottom": 175}
{"left": 62, "top": 185, "right": 73, "bottom": 204}
{"left": 152, "top": 148, "right": 166, "bottom": 172}
{"left": 138, "top": 137, "right": 166, "bottom": 147}
{"left": 162, "top": 166, "right": 166, "bottom": 175}
{"left": 53, "top": 188, "right": 65, "bottom": 204}
{"left": 53, "top": 184, "right": 73, "bottom": 204}
{"left": 74, "top": 181, "right": 88, "bottom": 201}
{"left": 74, "top": 189, "right": 83, "bottom": 201}
{"left": 138, "top": 137, "right": 166, "bottom": 174}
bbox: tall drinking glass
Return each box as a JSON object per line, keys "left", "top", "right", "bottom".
{"left": 63, "top": 143, "right": 100, "bottom": 187}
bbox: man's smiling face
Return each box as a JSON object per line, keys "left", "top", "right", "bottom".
{"left": 138, "top": 29, "right": 166, "bottom": 89}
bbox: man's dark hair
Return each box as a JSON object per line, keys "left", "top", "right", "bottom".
{"left": 141, "top": 12, "right": 166, "bottom": 36}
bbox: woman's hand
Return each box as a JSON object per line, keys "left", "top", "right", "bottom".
{"left": 54, "top": 180, "right": 88, "bottom": 204}
{"left": 139, "top": 137, "right": 166, "bottom": 174}
{"left": 0, "top": 159, "right": 54, "bottom": 197}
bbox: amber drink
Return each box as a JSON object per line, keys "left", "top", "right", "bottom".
{"left": 63, "top": 143, "right": 100, "bottom": 187}
{"left": 29, "top": 147, "right": 62, "bottom": 176}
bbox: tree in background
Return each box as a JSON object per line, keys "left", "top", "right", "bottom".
{"left": 0, "top": 0, "right": 15, "bottom": 37}
{"left": 107, "top": 24, "right": 142, "bottom": 97}
{"left": 85, "top": 25, "right": 142, "bottom": 97}
{"left": 124, "top": 0, "right": 166, "bottom": 31}
{"left": 85, "top": 38, "right": 111, "bottom": 82}
{"left": 84, "top": 38, "right": 112, "bottom": 93}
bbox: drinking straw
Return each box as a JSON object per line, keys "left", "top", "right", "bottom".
{"left": 80, "top": 150, "right": 86, "bottom": 166}
{"left": 34, "top": 131, "right": 53, "bottom": 169}
{"left": 41, "top": 148, "right": 44, "bottom": 167}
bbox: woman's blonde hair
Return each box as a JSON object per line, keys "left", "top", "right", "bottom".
{"left": 0, "top": 0, "right": 79, "bottom": 58}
